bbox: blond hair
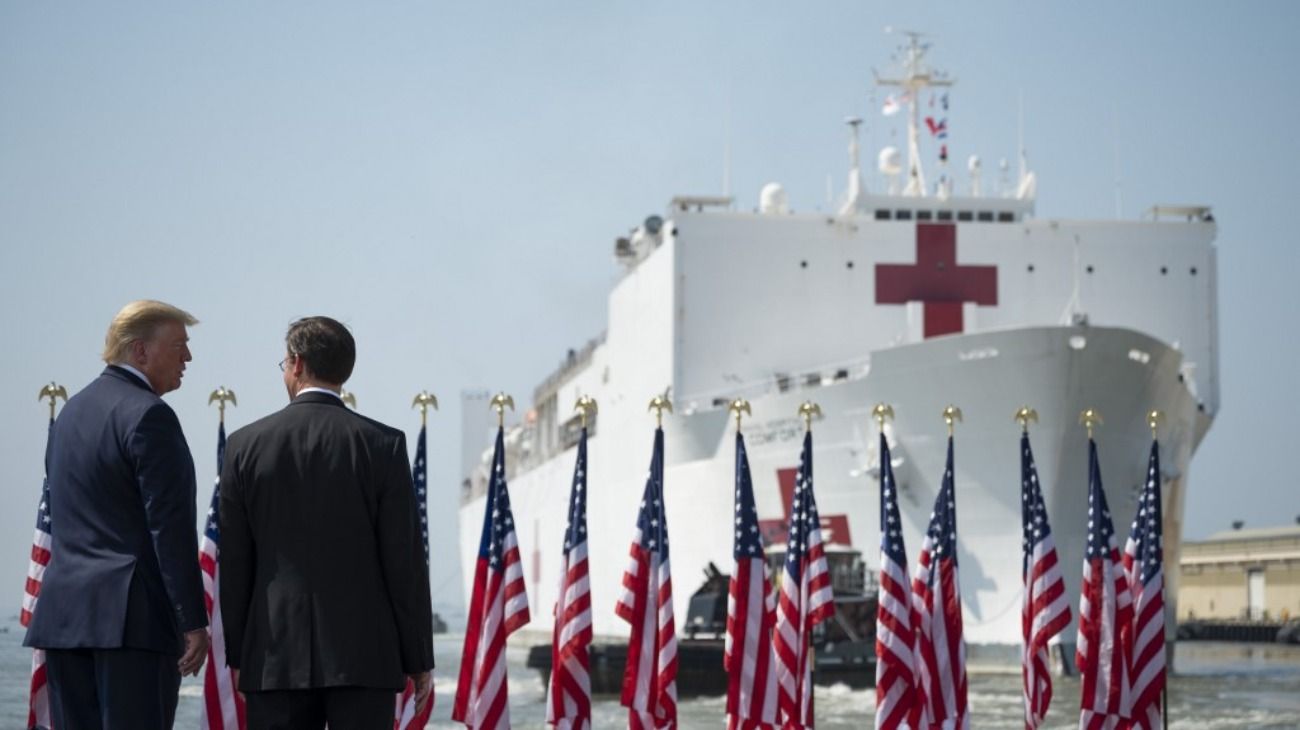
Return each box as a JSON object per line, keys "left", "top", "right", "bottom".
{"left": 102, "top": 300, "right": 199, "bottom": 364}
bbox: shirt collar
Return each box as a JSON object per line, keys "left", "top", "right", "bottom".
{"left": 114, "top": 363, "right": 152, "bottom": 390}
{"left": 296, "top": 386, "right": 343, "bottom": 401}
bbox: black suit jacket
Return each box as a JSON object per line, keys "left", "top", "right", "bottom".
{"left": 219, "top": 391, "right": 434, "bottom": 692}
{"left": 25, "top": 366, "right": 207, "bottom": 654}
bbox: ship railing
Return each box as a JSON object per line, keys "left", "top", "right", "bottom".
{"left": 675, "top": 354, "right": 873, "bottom": 415}
{"left": 532, "top": 332, "right": 606, "bottom": 404}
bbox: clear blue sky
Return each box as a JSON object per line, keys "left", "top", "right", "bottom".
{"left": 2, "top": 2, "right": 1297, "bottom": 624}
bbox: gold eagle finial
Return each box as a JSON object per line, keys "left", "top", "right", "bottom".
{"left": 729, "top": 398, "right": 751, "bottom": 431}
{"left": 798, "top": 401, "right": 822, "bottom": 431}
{"left": 490, "top": 393, "right": 515, "bottom": 427}
{"left": 574, "top": 396, "right": 598, "bottom": 429}
{"left": 647, "top": 395, "right": 673, "bottom": 428}
{"left": 38, "top": 382, "right": 68, "bottom": 421}
{"left": 412, "top": 391, "right": 439, "bottom": 425}
{"left": 208, "top": 386, "right": 237, "bottom": 423}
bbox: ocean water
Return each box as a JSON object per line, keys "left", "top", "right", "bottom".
{"left": 3, "top": 617, "right": 1299, "bottom": 729}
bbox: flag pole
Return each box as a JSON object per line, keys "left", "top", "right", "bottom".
{"left": 1148, "top": 409, "right": 1168, "bottom": 730}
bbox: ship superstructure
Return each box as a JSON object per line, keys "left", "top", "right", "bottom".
{"left": 459, "top": 33, "right": 1217, "bottom": 654}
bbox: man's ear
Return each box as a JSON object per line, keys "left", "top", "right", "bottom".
{"left": 292, "top": 356, "right": 307, "bottom": 378}
{"left": 129, "top": 339, "right": 148, "bottom": 365}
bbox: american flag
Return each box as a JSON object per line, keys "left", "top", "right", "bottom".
{"left": 22, "top": 419, "right": 53, "bottom": 730}
{"left": 910, "top": 437, "right": 968, "bottom": 729}
{"left": 200, "top": 422, "right": 246, "bottom": 730}
{"left": 875, "top": 432, "right": 918, "bottom": 730}
{"left": 725, "top": 432, "right": 777, "bottom": 730}
{"left": 396, "top": 424, "right": 434, "bottom": 729}
{"left": 1076, "top": 439, "right": 1133, "bottom": 730}
{"left": 772, "top": 431, "right": 833, "bottom": 729}
{"left": 1122, "top": 440, "right": 1165, "bottom": 730}
{"left": 615, "top": 427, "right": 678, "bottom": 730}
{"left": 1019, "top": 432, "right": 1070, "bottom": 730}
{"left": 546, "top": 427, "right": 593, "bottom": 730}
{"left": 452, "top": 427, "right": 530, "bottom": 729}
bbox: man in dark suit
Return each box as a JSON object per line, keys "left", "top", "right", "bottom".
{"left": 219, "top": 316, "right": 434, "bottom": 730}
{"left": 25, "top": 300, "right": 210, "bottom": 729}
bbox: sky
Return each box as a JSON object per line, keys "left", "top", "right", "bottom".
{"left": 2, "top": 2, "right": 1298, "bottom": 626}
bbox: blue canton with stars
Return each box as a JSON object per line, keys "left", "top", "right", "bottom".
{"left": 203, "top": 422, "right": 227, "bottom": 543}
{"left": 35, "top": 419, "right": 55, "bottom": 536}
{"left": 1020, "top": 432, "right": 1053, "bottom": 577}
{"left": 1128, "top": 441, "right": 1163, "bottom": 585}
{"left": 563, "top": 428, "right": 589, "bottom": 554}
{"left": 734, "top": 433, "right": 763, "bottom": 559}
{"left": 1085, "top": 440, "right": 1117, "bottom": 560}
{"left": 35, "top": 479, "right": 52, "bottom": 533}
{"left": 634, "top": 428, "right": 669, "bottom": 559}
{"left": 923, "top": 437, "right": 959, "bottom": 575}
{"left": 413, "top": 425, "right": 430, "bottom": 565}
{"left": 879, "top": 433, "right": 907, "bottom": 567}
{"left": 783, "top": 431, "right": 821, "bottom": 580}
{"left": 478, "top": 428, "right": 518, "bottom": 567}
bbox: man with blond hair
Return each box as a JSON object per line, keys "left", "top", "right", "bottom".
{"left": 26, "top": 300, "right": 210, "bottom": 729}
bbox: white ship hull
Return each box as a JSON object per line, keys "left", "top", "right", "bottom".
{"left": 459, "top": 323, "right": 1207, "bottom": 650}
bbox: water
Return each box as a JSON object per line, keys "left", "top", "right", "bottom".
{"left": 4, "top": 618, "right": 1299, "bottom": 729}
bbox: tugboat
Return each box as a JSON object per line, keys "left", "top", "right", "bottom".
{"left": 526, "top": 549, "right": 878, "bottom": 694}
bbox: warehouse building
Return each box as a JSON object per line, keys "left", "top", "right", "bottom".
{"left": 1179, "top": 524, "right": 1300, "bottom": 621}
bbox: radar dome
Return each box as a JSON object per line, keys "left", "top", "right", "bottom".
{"left": 759, "top": 183, "right": 789, "bottom": 215}
{"left": 878, "top": 146, "right": 902, "bottom": 176}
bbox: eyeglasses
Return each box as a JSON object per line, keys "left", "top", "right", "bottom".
{"left": 278, "top": 355, "right": 293, "bottom": 372}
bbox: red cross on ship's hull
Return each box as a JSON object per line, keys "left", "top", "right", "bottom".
{"left": 875, "top": 223, "right": 997, "bottom": 338}
{"left": 758, "top": 466, "right": 853, "bottom": 548}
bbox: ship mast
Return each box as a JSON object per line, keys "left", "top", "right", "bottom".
{"left": 874, "top": 30, "right": 952, "bottom": 197}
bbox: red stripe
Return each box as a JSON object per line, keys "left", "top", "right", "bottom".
{"left": 618, "top": 550, "right": 650, "bottom": 708}
{"left": 476, "top": 568, "right": 509, "bottom": 729}
{"left": 451, "top": 557, "right": 489, "bottom": 723}
{"left": 550, "top": 549, "right": 593, "bottom": 729}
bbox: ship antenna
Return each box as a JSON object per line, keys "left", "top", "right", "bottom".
{"left": 1018, "top": 90, "right": 1026, "bottom": 192}
{"left": 838, "top": 117, "right": 867, "bottom": 215}
{"left": 875, "top": 29, "right": 952, "bottom": 198}
{"left": 722, "top": 91, "right": 732, "bottom": 200}
{"left": 1112, "top": 105, "right": 1123, "bottom": 218}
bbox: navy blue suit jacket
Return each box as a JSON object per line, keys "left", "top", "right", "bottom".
{"left": 24, "top": 366, "right": 207, "bottom": 655}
